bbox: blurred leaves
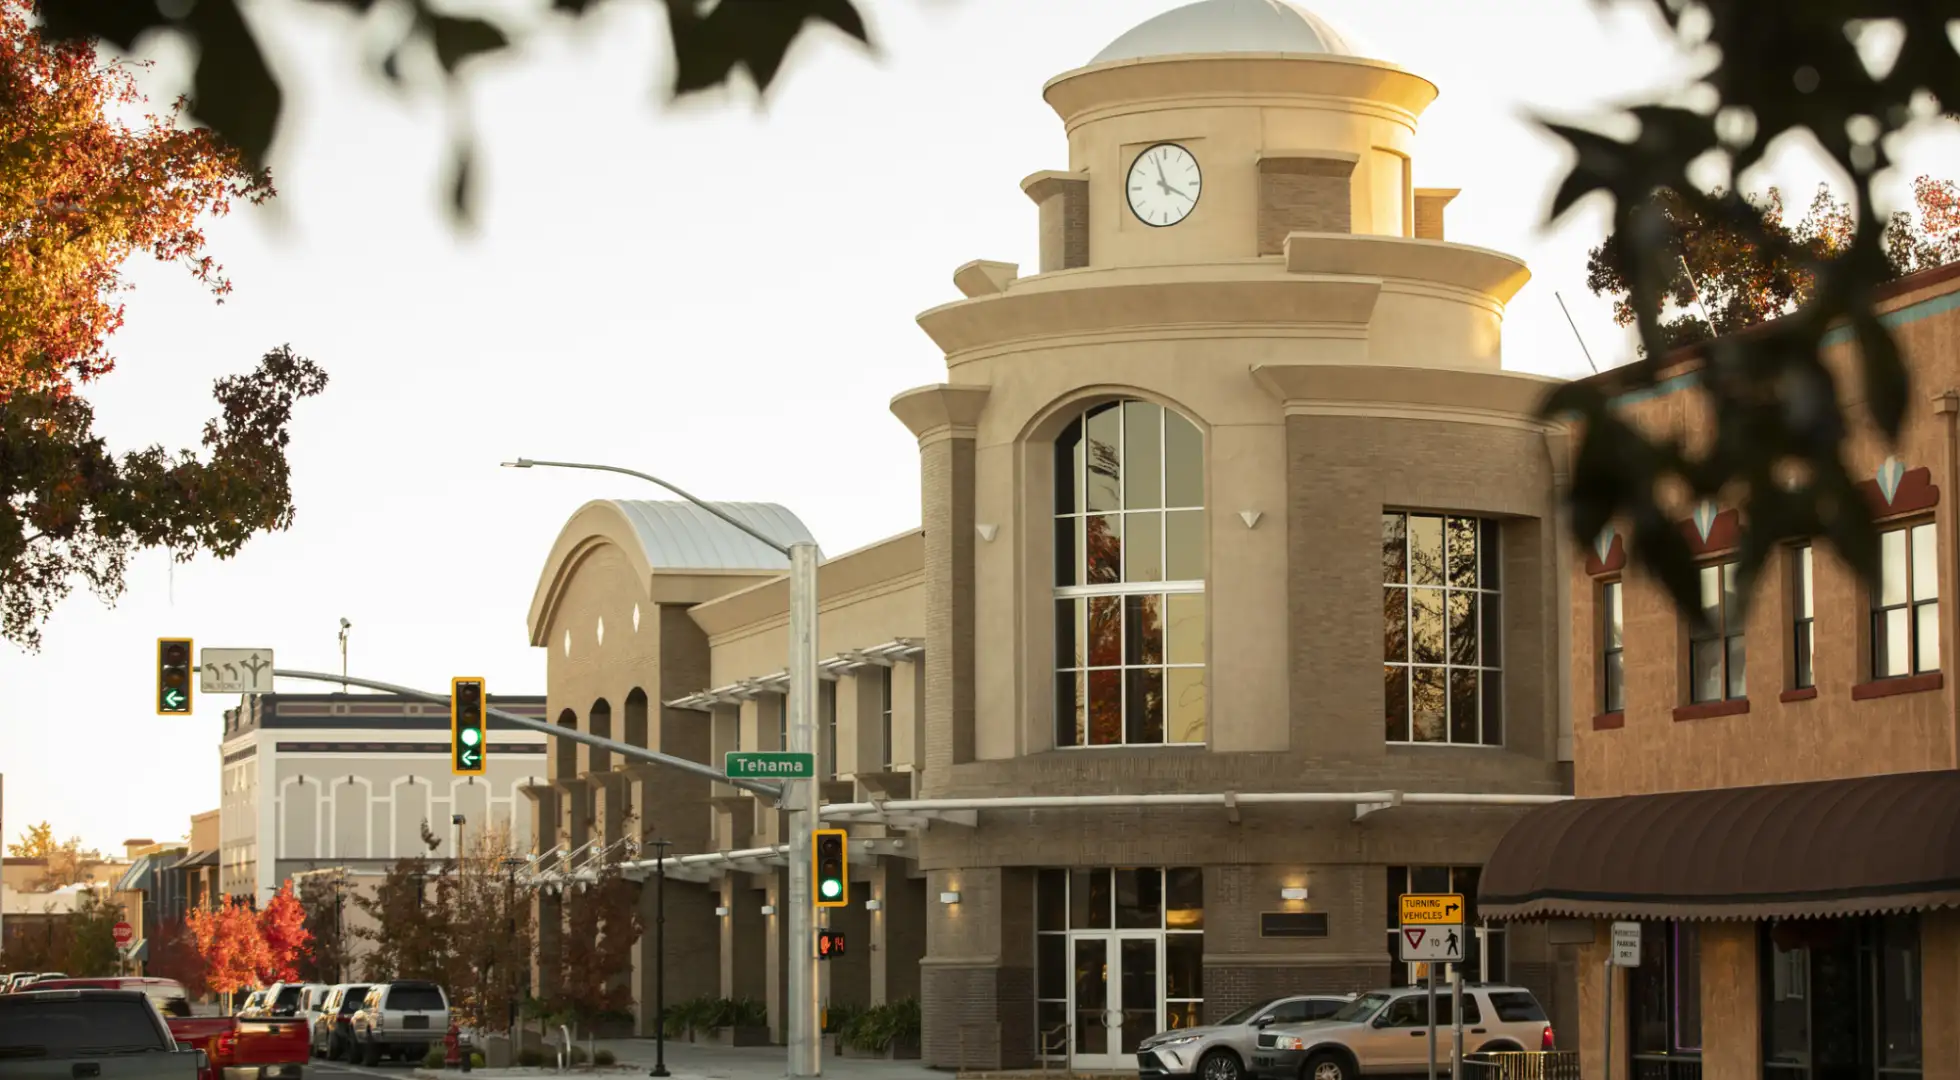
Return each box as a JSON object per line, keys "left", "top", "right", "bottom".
{"left": 37, "top": 0, "right": 875, "bottom": 220}
{"left": 1546, "top": 0, "right": 1960, "bottom": 621}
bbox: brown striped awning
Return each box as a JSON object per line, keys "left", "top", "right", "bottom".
{"left": 1478, "top": 769, "right": 1960, "bottom": 921}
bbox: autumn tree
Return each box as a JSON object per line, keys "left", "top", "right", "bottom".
{"left": 1587, "top": 178, "right": 1960, "bottom": 355}
{"left": 63, "top": 889, "right": 124, "bottom": 976}
{"left": 351, "top": 856, "right": 453, "bottom": 983}
{"left": 294, "top": 873, "right": 351, "bottom": 984}
{"left": 186, "top": 897, "right": 271, "bottom": 1013}
{"left": 256, "top": 881, "right": 312, "bottom": 984}
{"left": 551, "top": 844, "right": 642, "bottom": 1031}
{"left": 5, "top": 822, "right": 93, "bottom": 889}
{"left": 146, "top": 916, "right": 209, "bottom": 999}
{"left": 445, "top": 825, "right": 534, "bottom": 1033}
{"left": 0, "top": 0, "right": 328, "bottom": 648}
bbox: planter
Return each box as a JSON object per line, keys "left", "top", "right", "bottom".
{"left": 481, "top": 1035, "right": 513, "bottom": 1069}
{"left": 840, "top": 1039, "right": 920, "bottom": 1061}
{"left": 717, "top": 1025, "right": 773, "bottom": 1047}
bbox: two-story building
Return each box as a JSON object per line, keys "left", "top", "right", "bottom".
{"left": 521, "top": 0, "right": 1588, "bottom": 1066}
{"left": 1480, "top": 264, "right": 1960, "bottom": 1080}
{"left": 217, "top": 691, "right": 547, "bottom": 903}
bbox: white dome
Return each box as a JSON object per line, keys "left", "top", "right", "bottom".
{"left": 1091, "top": 0, "right": 1357, "bottom": 64}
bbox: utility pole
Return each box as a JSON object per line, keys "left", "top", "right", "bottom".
{"left": 337, "top": 619, "right": 351, "bottom": 691}
{"left": 786, "top": 541, "right": 821, "bottom": 1078}
{"left": 648, "top": 838, "right": 673, "bottom": 1079}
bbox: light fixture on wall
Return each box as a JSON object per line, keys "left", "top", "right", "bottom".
{"left": 939, "top": 891, "right": 961, "bottom": 905}
{"left": 1279, "top": 887, "right": 1309, "bottom": 901}
{"left": 1239, "top": 510, "right": 1263, "bottom": 529}
{"left": 761, "top": 904, "right": 777, "bottom": 916}
{"left": 714, "top": 906, "right": 730, "bottom": 917}
{"left": 976, "top": 523, "right": 999, "bottom": 542}
{"left": 865, "top": 899, "right": 883, "bottom": 911}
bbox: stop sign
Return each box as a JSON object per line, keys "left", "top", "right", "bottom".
{"left": 112, "top": 921, "right": 133, "bottom": 946}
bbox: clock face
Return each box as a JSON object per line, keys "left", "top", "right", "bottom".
{"left": 1127, "top": 143, "right": 1202, "bottom": 227}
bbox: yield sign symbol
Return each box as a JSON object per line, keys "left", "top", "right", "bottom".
{"left": 1403, "top": 928, "right": 1427, "bottom": 949}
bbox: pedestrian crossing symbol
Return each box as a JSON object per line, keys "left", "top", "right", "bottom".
{"left": 1399, "top": 924, "right": 1463, "bottom": 962}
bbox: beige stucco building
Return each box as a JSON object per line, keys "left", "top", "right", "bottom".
{"left": 521, "top": 0, "right": 1582, "bottom": 1067}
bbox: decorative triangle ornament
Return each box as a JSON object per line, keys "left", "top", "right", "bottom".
{"left": 1693, "top": 500, "right": 1718, "bottom": 543}
{"left": 1593, "top": 528, "right": 1616, "bottom": 564}
{"left": 1878, "top": 456, "right": 1906, "bottom": 505}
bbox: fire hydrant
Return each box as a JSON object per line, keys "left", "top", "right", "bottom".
{"left": 444, "top": 1024, "right": 462, "bottom": 1070}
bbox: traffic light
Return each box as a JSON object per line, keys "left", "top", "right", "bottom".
{"left": 452, "top": 677, "right": 487, "bottom": 776}
{"left": 814, "top": 828, "right": 847, "bottom": 907}
{"left": 817, "top": 929, "right": 846, "bottom": 960}
{"left": 156, "top": 638, "right": 193, "bottom": 715}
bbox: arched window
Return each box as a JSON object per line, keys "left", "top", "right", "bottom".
{"left": 1054, "top": 399, "right": 1206, "bottom": 747}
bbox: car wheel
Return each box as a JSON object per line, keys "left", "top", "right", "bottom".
{"left": 1475, "top": 1041, "right": 1524, "bottom": 1055}
{"left": 1199, "top": 1050, "right": 1244, "bottom": 1080}
{"left": 1302, "top": 1051, "right": 1352, "bottom": 1080}
{"left": 361, "top": 1034, "right": 381, "bottom": 1067}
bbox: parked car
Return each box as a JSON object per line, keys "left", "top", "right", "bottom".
{"left": 0, "top": 988, "right": 205, "bottom": 1080}
{"left": 1139, "top": 995, "right": 1357, "bottom": 1080}
{"left": 9, "top": 971, "right": 67, "bottom": 991}
{"left": 296, "top": 984, "right": 332, "bottom": 1032}
{"left": 1, "top": 972, "right": 39, "bottom": 992}
{"left": 257, "top": 983, "right": 309, "bottom": 1018}
{"left": 30, "top": 977, "right": 310, "bottom": 1080}
{"left": 348, "top": 980, "right": 450, "bottom": 1064}
{"left": 237, "top": 989, "right": 269, "bottom": 1017}
{"left": 311, "top": 983, "right": 371, "bottom": 1061}
{"left": 1248, "top": 984, "right": 1555, "bottom": 1080}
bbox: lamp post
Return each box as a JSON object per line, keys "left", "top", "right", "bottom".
{"left": 502, "top": 457, "right": 823, "bottom": 1078}
{"left": 648, "top": 838, "right": 673, "bottom": 1078}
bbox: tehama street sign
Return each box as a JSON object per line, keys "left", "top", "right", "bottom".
{"left": 199, "top": 649, "right": 276, "bottom": 694}
{"left": 725, "top": 751, "right": 815, "bottom": 780}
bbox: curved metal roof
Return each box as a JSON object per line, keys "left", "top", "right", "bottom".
{"left": 608, "top": 500, "right": 818, "bottom": 571}
{"left": 1091, "top": 0, "right": 1357, "bottom": 64}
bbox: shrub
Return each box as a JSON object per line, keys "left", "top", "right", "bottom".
{"left": 594, "top": 1049, "right": 617, "bottom": 1066}
{"left": 841, "top": 999, "right": 923, "bottom": 1054}
{"left": 823, "top": 1002, "right": 864, "bottom": 1035}
{"left": 517, "top": 1048, "right": 546, "bottom": 1067}
{"left": 421, "top": 1046, "right": 446, "bottom": 1068}
{"left": 569, "top": 1046, "right": 589, "bottom": 1064}
{"left": 728, "top": 997, "right": 768, "bottom": 1028}
{"left": 470, "top": 1052, "right": 486, "bottom": 1068}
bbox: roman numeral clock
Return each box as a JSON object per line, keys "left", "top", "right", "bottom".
{"left": 1126, "top": 142, "right": 1202, "bottom": 227}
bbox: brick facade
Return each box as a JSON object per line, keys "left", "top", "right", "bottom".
{"left": 1257, "top": 156, "right": 1356, "bottom": 253}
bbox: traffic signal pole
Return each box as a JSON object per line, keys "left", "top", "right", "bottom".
{"left": 786, "top": 540, "right": 822, "bottom": 1078}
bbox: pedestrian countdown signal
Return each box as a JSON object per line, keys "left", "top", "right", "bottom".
{"left": 157, "top": 638, "right": 193, "bottom": 715}
{"left": 814, "top": 829, "right": 847, "bottom": 907}
{"left": 817, "top": 929, "right": 845, "bottom": 959}
{"left": 452, "top": 677, "right": 487, "bottom": 776}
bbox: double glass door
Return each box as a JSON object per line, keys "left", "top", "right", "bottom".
{"left": 1070, "top": 931, "right": 1163, "bottom": 1070}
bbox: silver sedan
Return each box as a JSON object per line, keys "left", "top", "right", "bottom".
{"left": 1139, "top": 994, "right": 1356, "bottom": 1080}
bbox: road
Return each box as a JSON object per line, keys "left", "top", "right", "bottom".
{"left": 308, "top": 1063, "right": 420, "bottom": 1079}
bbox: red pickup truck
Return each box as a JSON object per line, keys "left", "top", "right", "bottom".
{"left": 28, "top": 978, "right": 309, "bottom": 1080}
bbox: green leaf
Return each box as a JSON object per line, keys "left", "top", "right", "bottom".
{"left": 184, "top": 0, "right": 283, "bottom": 174}
{"left": 430, "top": 15, "right": 510, "bottom": 75}
{"left": 667, "top": 0, "right": 871, "bottom": 97}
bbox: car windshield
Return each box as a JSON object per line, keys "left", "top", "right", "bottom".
{"left": 1218, "top": 998, "right": 1283, "bottom": 1026}
{"left": 1329, "top": 992, "right": 1391, "bottom": 1023}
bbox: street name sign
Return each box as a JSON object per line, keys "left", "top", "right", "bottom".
{"left": 1611, "top": 921, "right": 1642, "bottom": 966}
{"left": 200, "top": 648, "right": 276, "bottom": 694}
{"left": 1399, "top": 893, "right": 1465, "bottom": 925}
{"left": 1399, "top": 924, "right": 1467, "bottom": 962}
{"left": 725, "top": 751, "right": 815, "bottom": 779}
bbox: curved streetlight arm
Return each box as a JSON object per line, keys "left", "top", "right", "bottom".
{"left": 504, "top": 458, "right": 793, "bottom": 557}
{"left": 208, "top": 666, "right": 785, "bottom": 803}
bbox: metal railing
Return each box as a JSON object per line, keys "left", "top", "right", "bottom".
{"left": 1631, "top": 1053, "right": 1703, "bottom": 1080}
{"left": 1460, "top": 1050, "right": 1584, "bottom": 1080}
{"left": 1036, "top": 1024, "right": 1069, "bottom": 1077}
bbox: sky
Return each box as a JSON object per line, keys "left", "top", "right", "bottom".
{"left": 3, "top": 0, "right": 1957, "bottom": 855}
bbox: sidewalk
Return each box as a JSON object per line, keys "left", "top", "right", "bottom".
{"left": 417, "top": 1039, "right": 947, "bottom": 1080}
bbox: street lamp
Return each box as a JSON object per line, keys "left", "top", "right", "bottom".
{"left": 648, "top": 838, "right": 673, "bottom": 1079}
{"left": 502, "top": 457, "right": 823, "bottom": 1078}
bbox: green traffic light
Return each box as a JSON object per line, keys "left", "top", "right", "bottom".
{"left": 820, "top": 879, "right": 841, "bottom": 899}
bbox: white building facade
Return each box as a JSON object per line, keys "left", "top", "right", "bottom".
{"left": 218, "top": 692, "right": 548, "bottom": 902}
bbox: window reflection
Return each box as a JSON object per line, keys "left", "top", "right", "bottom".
{"left": 1055, "top": 401, "right": 1207, "bottom": 748}
{"left": 1383, "top": 513, "right": 1502, "bottom": 745}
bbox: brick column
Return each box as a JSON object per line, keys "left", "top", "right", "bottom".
{"left": 1698, "top": 920, "right": 1761, "bottom": 1078}
{"left": 871, "top": 862, "right": 927, "bottom": 1006}
{"left": 721, "top": 875, "right": 768, "bottom": 1004}
{"left": 1923, "top": 909, "right": 1960, "bottom": 1080}
{"left": 634, "top": 875, "right": 721, "bottom": 1036}
{"left": 919, "top": 866, "right": 1035, "bottom": 1070}
{"left": 523, "top": 785, "right": 563, "bottom": 1001}
{"left": 890, "top": 384, "right": 990, "bottom": 790}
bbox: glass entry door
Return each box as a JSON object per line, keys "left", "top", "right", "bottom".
{"left": 1070, "top": 932, "right": 1163, "bottom": 1071}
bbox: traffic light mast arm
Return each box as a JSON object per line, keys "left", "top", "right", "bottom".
{"left": 207, "top": 666, "right": 787, "bottom": 802}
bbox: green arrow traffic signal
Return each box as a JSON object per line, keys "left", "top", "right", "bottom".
{"left": 452, "top": 677, "right": 486, "bottom": 776}
{"left": 156, "top": 638, "right": 193, "bottom": 716}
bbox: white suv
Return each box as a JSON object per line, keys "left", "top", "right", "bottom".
{"left": 350, "top": 980, "right": 451, "bottom": 1064}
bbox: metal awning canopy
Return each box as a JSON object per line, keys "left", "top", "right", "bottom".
{"left": 1478, "top": 769, "right": 1960, "bottom": 922}
{"left": 666, "top": 639, "right": 923, "bottom": 711}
